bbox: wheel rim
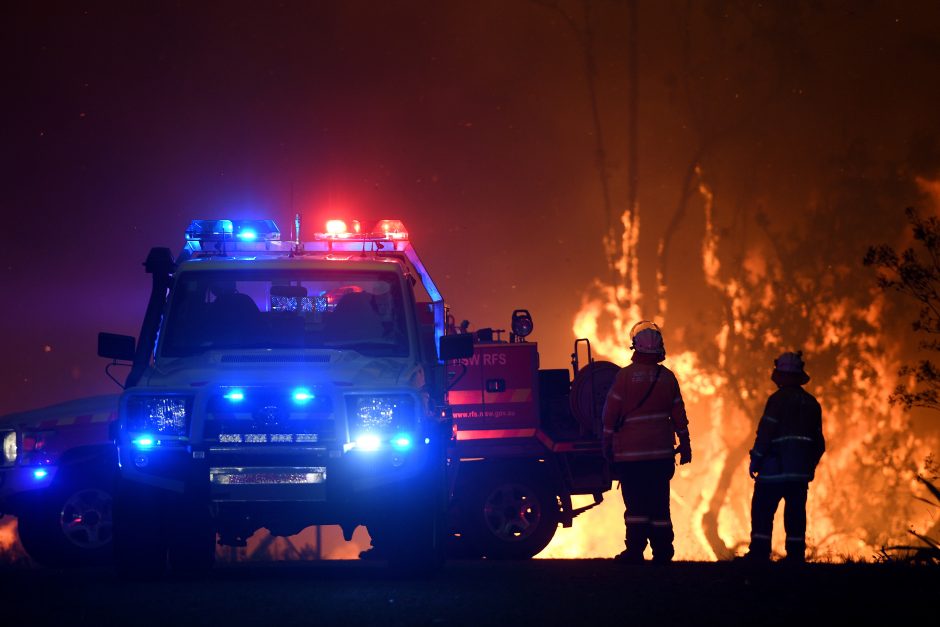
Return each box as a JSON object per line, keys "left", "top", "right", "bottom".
{"left": 482, "top": 483, "right": 542, "bottom": 542}
{"left": 59, "top": 488, "right": 113, "bottom": 550}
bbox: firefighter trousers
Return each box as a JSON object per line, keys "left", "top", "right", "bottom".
{"left": 749, "top": 480, "right": 808, "bottom": 561}
{"left": 613, "top": 459, "right": 676, "bottom": 562}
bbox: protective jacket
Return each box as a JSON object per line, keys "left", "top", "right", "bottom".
{"left": 602, "top": 355, "right": 689, "bottom": 462}
{"left": 750, "top": 385, "right": 825, "bottom": 482}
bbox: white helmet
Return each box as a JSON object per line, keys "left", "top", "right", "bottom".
{"left": 630, "top": 320, "right": 665, "bottom": 354}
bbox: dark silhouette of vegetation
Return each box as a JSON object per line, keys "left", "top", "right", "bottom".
{"left": 877, "top": 471, "right": 940, "bottom": 565}
{"left": 866, "top": 207, "right": 940, "bottom": 563}
{"left": 865, "top": 207, "right": 940, "bottom": 412}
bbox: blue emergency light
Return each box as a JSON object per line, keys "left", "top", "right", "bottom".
{"left": 292, "top": 388, "right": 314, "bottom": 404}
{"left": 223, "top": 389, "right": 246, "bottom": 402}
{"left": 132, "top": 436, "right": 156, "bottom": 449}
{"left": 390, "top": 434, "right": 413, "bottom": 452}
{"left": 185, "top": 219, "right": 280, "bottom": 244}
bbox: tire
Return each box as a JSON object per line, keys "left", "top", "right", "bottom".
{"left": 112, "top": 479, "right": 167, "bottom": 579}
{"left": 17, "top": 469, "right": 114, "bottom": 568}
{"left": 465, "top": 471, "right": 560, "bottom": 560}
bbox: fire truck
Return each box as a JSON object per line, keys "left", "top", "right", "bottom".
{"left": 1, "top": 217, "right": 615, "bottom": 571}
{"left": 0, "top": 395, "right": 118, "bottom": 566}
{"left": 445, "top": 323, "right": 614, "bottom": 559}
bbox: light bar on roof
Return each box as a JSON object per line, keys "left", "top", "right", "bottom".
{"left": 373, "top": 219, "right": 408, "bottom": 240}
{"left": 185, "top": 219, "right": 280, "bottom": 243}
{"left": 325, "top": 219, "right": 348, "bottom": 236}
{"left": 313, "top": 219, "right": 409, "bottom": 242}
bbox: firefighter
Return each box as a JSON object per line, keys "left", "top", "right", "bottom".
{"left": 742, "top": 351, "right": 825, "bottom": 563}
{"left": 602, "top": 321, "right": 691, "bottom": 564}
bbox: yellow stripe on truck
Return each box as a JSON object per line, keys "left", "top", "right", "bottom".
{"left": 456, "top": 428, "right": 537, "bottom": 441}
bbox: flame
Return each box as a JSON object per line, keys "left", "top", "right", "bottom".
{"left": 551, "top": 169, "right": 939, "bottom": 562}
{"left": 0, "top": 519, "right": 18, "bottom": 552}
{"left": 572, "top": 208, "right": 649, "bottom": 366}
{"left": 0, "top": 518, "right": 31, "bottom": 564}
{"left": 212, "top": 525, "right": 371, "bottom": 562}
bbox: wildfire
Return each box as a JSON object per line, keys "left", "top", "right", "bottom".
{"left": 572, "top": 207, "right": 646, "bottom": 365}
{"left": 548, "top": 169, "right": 939, "bottom": 562}
{"left": 213, "top": 525, "right": 371, "bottom": 562}
{"left": 0, "top": 518, "right": 30, "bottom": 565}
{"left": 0, "top": 519, "right": 18, "bottom": 552}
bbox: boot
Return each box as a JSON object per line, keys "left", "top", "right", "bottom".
{"left": 738, "top": 535, "right": 771, "bottom": 563}
{"left": 616, "top": 526, "right": 648, "bottom": 563}
{"left": 649, "top": 524, "right": 675, "bottom": 563}
{"left": 614, "top": 549, "right": 645, "bottom": 564}
{"left": 784, "top": 538, "right": 806, "bottom": 564}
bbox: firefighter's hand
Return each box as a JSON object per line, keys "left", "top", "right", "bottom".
{"left": 676, "top": 441, "right": 692, "bottom": 465}
{"left": 602, "top": 438, "right": 613, "bottom": 463}
{"left": 748, "top": 458, "right": 760, "bottom": 480}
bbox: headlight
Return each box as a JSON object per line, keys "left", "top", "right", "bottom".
{"left": 126, "top": 396, "right": 192, "bottom": 437}
{"left": 1, "top": 431, "right": 16, "bottom": 465}
{"left": 347, "top": 395, "right": 415, "bottom": 436}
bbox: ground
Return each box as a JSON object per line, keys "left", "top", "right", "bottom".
{"left": 0, "top": 559, "right": 936, "bottom": 626}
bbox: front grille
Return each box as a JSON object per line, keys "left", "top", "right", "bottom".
{"left": 204, "top": 387, "right": 335, "bottom": 446}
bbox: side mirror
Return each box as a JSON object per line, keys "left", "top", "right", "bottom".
{"left": 439, "top": 333, "right": 473, "bottom": 361}
{"left": 98, "top": 332, "right": 136, "bottom": 362}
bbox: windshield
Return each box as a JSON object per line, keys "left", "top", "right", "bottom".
{"left": 162, "top": 269, "right": 410, "bottom": 357}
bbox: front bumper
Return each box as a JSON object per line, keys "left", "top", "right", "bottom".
{"left": 117, "top": 438, "right": 440, "bottom": 505}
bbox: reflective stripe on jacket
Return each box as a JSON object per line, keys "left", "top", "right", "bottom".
{"left": 750, "top": 385, "right": 825, "bottom": 482}
{"left": 601, "top": 357, "right": 689, "bottom": 462}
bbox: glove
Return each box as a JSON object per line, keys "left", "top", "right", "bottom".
{"left": 676, "top": 439, "right": 692, "bottom": 465}
{"left": 602, "top": 437, "right": 614, "bottom": 463}
{"left": 748, "top": 458, "right": 760, "bottom": 479}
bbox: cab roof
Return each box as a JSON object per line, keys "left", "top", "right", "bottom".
{"left": 177, "top": 217, "right": 441, "bottom": 303}
{"left": 177, "top": 253, "right": 409, "bottom": 274}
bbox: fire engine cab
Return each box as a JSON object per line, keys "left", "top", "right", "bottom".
{"left": 96, "top": 217, "right": 473, "bottom": 576}
{"left": 0, "top": 395, "right": 117, "bottom": 566}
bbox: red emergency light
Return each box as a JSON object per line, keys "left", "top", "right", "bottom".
{"left": 325, "top": 219, "right": 348, "bottom": 236}
{"left": 373, "top": 219, "right": 408, "bottom": 240}
{"left": 314, "top": 218, "right": 409, "bottom": 242}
